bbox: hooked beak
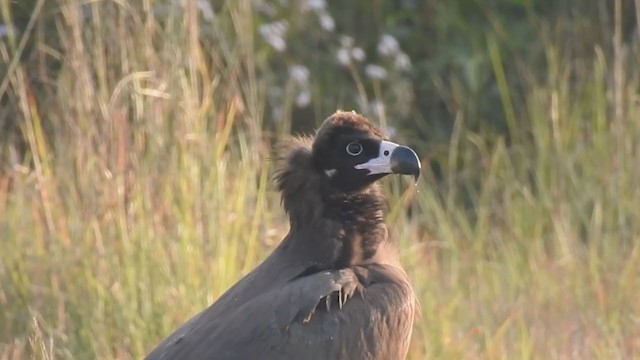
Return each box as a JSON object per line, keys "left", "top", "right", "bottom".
{"left": 354, "top": 140, "right": 421, "bottom": 182}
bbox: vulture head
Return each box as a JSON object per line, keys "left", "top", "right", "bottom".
{"left": 311, "top": 111, "right": 421, "bottom": 192}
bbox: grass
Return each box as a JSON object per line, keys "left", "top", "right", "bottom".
{"left": 1, "top": 0, "right": 640, "bottom": 359}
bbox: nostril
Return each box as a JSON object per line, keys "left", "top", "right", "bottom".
{"left": 383, "top": 150, "right": 390, "bottom": 156}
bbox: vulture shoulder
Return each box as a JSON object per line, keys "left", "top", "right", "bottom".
{"left": 147, "top": 263, "right": 414, "bottom": 360}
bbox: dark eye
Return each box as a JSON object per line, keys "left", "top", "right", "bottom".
{"left": 346, "top": 142, "right": 363, "bottom": 156}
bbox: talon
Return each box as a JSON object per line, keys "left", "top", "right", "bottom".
{"left": 303, "top": 309, "right": 315, "bottom": 323}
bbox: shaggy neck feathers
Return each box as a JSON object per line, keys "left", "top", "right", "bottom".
{"left": 274, "top": 138, "right": 389, "bottom": 267}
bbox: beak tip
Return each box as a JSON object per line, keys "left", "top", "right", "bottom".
{"left": 390, "top": 145, "right": 421, "bottom": 180}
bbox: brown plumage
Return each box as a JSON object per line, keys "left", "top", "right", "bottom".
{"left": 145, "top": 110, "right": 421, "bottom": 360}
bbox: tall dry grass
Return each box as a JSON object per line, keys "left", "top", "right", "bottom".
{"left": 1, "top": 0, "right": 640, "bottom": 359}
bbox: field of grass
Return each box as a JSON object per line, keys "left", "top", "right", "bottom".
{"left": 1, "top": 1, "right": 640, "bottom": 359}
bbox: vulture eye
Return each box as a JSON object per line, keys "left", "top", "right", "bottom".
{"left": 346, "top": 142, "right": 363, "bottom": 156}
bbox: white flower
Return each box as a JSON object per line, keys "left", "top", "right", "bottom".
{"left": 295, "top": 89, "right": 311, "bottom": 107}
{"left": 377, "top": 34, "right": 400, "bottom": 56}
{"left": 340, "top": 36, "right": 354, "bottom": 48}
{"left": 351, "top": 47, "right": 366, "bottom": 62}
{"left": 289, "top": 65, "right": 310, "bottom": 84}
{"left": 259, "top": 21, "right": 288, "bottom": 52}
{"left": 365, "top": 64, "right": 387, "bottom": 80}
{"left": 318, "top": 11, "right": 335, "bottom": 32}
{"left": 269, "top": 37, "right": 286, "bottom": 52}
{"left": 336, "top": 37, "right": 365, "bottom": 66}
{"left": 394, "top": 53, "right": 412, "bottom": 71}
{"left": 303, "top": 0, "right": 326, "bottom": 11}
{"left": 337, "top": 48, "right": 351, "bottom": 66}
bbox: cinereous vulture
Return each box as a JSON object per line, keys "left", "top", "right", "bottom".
{"left": 146, "top": 110, "right": 421, "bottom": 360}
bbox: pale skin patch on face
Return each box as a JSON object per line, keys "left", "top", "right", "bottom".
{"left": 325, "top": 169, "right": 337, "bottom": 177}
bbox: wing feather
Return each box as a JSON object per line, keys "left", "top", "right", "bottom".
{"left": 147, "top": 264, "right": 414, "bottom": 360}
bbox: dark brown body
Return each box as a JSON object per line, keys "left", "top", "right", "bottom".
{"left": 145, "top": 112, "right": 418, "bottom": 360}
{"left": 146, "top": 252, "right": 414, "bottom": 360}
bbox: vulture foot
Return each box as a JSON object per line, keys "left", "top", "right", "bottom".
{"left": 276, "top": 268, "right": 364, "bottom": 329}
{"left": 323, "top": 269, "right": 364, "bottom": 311}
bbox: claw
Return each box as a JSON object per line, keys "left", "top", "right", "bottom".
{"left": 303, "top": 310, "right": 314, "bottom": 323}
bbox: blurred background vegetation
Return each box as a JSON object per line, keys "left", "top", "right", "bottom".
{"left": 1, "top": 0, "right": 640, "bottom": 359}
